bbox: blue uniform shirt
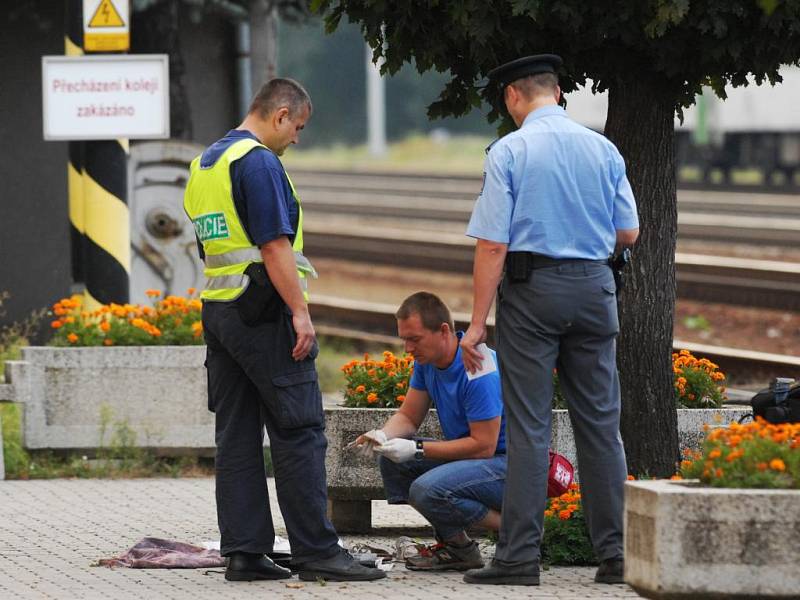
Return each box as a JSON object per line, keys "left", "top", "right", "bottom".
{"left": 409, "top": 332, "right": 506, "bottom": 453}
{"left": 199, "top": 129, "right": 298, "bottom": 248}
{"left": 467, "top": 106, "right": 639, "bottom": 260}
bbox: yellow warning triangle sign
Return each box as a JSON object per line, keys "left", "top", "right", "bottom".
{"left": 88, "top": 0, "right": 125, "bottom": 28}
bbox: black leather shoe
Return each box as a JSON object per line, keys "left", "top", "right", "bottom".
{"left": 225, "top": 552, "right": 293, "bottom": 581}
{"left": 594, "top": 558, "right": 625, "bottom": 584}
{"left": 297, "top": 550, "right": 387, "bottom": 582}
{"left": 463, "top": 560, "right": 540, "bottom": 586}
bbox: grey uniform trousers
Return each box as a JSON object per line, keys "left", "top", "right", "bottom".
{"left": 493, "top": 260, "right": 626, "bottom": 566}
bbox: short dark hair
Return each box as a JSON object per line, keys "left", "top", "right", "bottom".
{"left": 249, "top": 78, "right": 312, "bottom": 119}
{"left": 396, "top": 292, "right": 454, "bottom": 333}
{"left": 510, "top": 72, "right": 558, "bottom": 99}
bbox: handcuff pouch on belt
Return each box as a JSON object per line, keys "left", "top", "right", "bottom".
{"left": 236, "top": 262, "right": 282, "bottom": 325}
{"left": 505, "top": 251, "right": 534, "bottom": 284}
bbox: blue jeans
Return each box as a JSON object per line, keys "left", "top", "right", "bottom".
{"left": 379, "top": 454, "right": 507, "bottom": 540}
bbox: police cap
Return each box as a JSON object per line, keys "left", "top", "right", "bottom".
{"left": 487, "top": 54, "right": 563, "bottom": 88}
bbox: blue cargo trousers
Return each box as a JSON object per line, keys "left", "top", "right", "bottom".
{"left": 202, "top": 300, "right": 340, "bottom": 564}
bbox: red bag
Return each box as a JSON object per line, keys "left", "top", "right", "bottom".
{"left": 547, "top": 451, "right": 575, "bottom": 497}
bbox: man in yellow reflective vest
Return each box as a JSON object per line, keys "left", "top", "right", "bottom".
{"left": 184, "top": 79, "right": 385, "bottom": 583}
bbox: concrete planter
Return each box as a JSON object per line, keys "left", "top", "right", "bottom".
{"left": 323, "top": 406, "right": 442, "bottom": 532}
{"left": 323, "top": 406, "right": 751, "bottom": 532}
{"left": 5, "top": 346, "right": 211, "bottom": 453}
{"left": 625, "top": 479, "right": 800, "bottom": 599}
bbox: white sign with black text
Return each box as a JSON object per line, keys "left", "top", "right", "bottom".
{"left": 42, "top": 54, "right": 170, "bottom": 141}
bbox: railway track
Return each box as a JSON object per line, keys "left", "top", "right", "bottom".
{"left": 300, "top": 219, "right": 800, "bottom": 310}
{"left": 291, "top": 168, "right": 800, "bottom": 247}
{"left": 287, "top": 169, "right": 800, "bottom": 311}
{"left": 309, "top": 294, "right": 800, "bottom": 386}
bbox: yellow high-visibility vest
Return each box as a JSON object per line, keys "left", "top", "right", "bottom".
{"left": 183, "top": 137, "right": 316, "bottom": 302}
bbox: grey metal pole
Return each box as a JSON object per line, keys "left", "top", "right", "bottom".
{"left": 366, "top": 43, "right": 387, "bottom": 157}
{"left": 236, "top": 21, "right": 252, "bottom": 120}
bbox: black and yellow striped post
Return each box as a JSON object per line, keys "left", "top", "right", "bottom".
{"left": 65, "top": 0, "right": 85, "bottom": 285}
{"left": 65, "top": 0, "right": 130, "bottom": 308}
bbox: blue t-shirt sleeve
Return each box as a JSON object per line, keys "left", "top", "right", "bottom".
{"left": 409, "top": 362, "right": 427, "bottom": 392}
{"left": 463, "top": 368, "right": 503, "bottom": 422}
{"left": 611, "top": 152, "right": 639, "bottom": 230}
{"left": 466, "top": 143, "right": 514, "bottom": 243}
{"left": 236, "top": 151, "right": 296, "bottom": 246}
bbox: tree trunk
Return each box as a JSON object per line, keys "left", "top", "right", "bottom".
{"left": 132, "top": 0, "right": 192, "bottom": 140}
{"left": 604, "top": 78, "right": 680, "bottom": 477}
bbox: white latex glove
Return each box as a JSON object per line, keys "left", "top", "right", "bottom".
{"left": 348, "top": 429, "right": 387, "bottom": 458}
{"left": 374, "top": 438, "right": 416, "bottom": 463}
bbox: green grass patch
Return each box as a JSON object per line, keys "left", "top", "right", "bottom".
{"left": 1, "top": 401, "right": 214, "bottom": 479}
{"left": 283, "top": 133, "right": 490, "bottom": 175}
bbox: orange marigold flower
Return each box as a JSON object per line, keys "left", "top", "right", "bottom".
{"left": 708, "top": 449, "right": 722, "bottom": 459}
{"left": 99, "top": 321, "right": 111, "bottom": 333}
{"left": 756, "top": 462, "right": 768, "bottom": 472}
{"left": 67, "top": 333, "right": 79, "bottom": 344}
{"left": 544, "top": 509, "right": 554, "bottom": 518}
{"left": 51, "top": 320, "right": 63, "bottom": 329}
{"left": 355, "top": 385, "right": 366, "bottom": 393}
{"left": 670, "top": 474, "right": 683, "bottom": 480}
{"left": 145, "top": 289, "right": 161, "bottom": 297}
{"left": 187, "top": 287, "right": 197, "bottom": 296}
{"left": 558, "top": 510, "right": 571, "bottom": 521}
{"left": 626, "top": 475, "right": 635, "bottom": 481}
{"left": 396, "top": 395, "right": 406, "bottom": 402}
{"left": 769, "top": 458, "right": 786, "bottom": 472}
{"left": 714, "top": 468, "right": 724, "bottom": 478}
{"left": 367, "top": 393, "right": 378, "bottom": 404}
{"left": 103, "top": 339, "right": 114, "bottom": 346}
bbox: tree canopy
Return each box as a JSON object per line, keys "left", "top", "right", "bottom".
{"left": 315, "top": 1, "right": 800, "bottom": 126}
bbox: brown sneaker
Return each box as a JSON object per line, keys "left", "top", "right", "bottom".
{"left": 405, "top": 541, "right": 484, "bottom": 571}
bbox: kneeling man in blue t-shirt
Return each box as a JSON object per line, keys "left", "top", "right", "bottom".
{"left": 352, "top": 291, "right": 506, "bottom": 572}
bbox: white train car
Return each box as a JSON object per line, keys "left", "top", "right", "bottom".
{"left": 564, "top": 67, "right": 800, "bottom": 182}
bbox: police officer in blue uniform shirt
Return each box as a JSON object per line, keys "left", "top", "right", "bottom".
{"left": 459, "top": 55, "right": 640, "bottom": 587}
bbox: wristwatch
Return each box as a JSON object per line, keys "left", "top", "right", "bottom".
{"left": 414, "top": 439, "right": 425, "bottom": 460}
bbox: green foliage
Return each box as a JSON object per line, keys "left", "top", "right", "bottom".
{"left": 541, "top": 485, "right": 598, "bottom": 566}
{"left": 314, "top": 0, "right": 800, "bottom": 128}
{"left": 2, "top": 399, "right": 211, "bottom": 479}
{"left": 278, "top": 18, "right": 493, "bottom": 147}
{"left": 682, "top": 314, "right": 711, "bottom": 331}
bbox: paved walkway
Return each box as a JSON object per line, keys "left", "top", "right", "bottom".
{"left": 0, "top": 478, "right": 638, "bottom": 599}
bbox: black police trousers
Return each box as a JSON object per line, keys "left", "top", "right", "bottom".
{"left": 202, "top": 300, "right": 340, "bottom": 563}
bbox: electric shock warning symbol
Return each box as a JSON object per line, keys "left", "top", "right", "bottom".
{"left": 83, "top": 0, "right": 129, "bottom": 52}
{"left": 88, "top": 0, "right": 125, "bottom": 28}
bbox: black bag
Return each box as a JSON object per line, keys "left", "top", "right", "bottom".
{"left": 748, "top": 378, "right": 800, "bottom": 424}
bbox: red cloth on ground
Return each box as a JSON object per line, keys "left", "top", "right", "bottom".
{"left": 97, "top": 537, "right": 225, "bottom": 568}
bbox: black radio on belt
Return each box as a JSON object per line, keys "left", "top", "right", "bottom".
{"left": 505, "top": 251, "right": 534, "bottom": 283}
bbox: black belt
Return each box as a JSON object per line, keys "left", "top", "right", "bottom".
{"left": 506, "top": 252, "right": 608, "bottom": 270}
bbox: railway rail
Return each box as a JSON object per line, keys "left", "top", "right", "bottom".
{"left": 309, "top": 294, "right": 800, "bottom": 387}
